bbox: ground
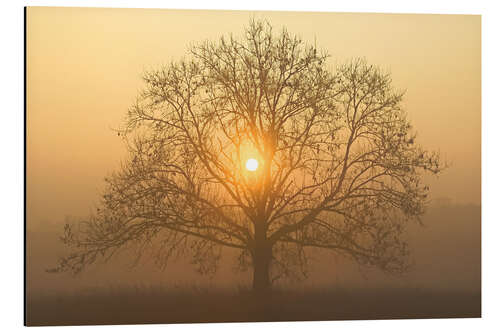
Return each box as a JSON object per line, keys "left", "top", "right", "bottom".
{"left": 26, "top": 286, "right": 480, "bottom": 326}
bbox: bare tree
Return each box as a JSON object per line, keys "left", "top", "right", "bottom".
{"left": 50, "top": 20, "right": 442, "bottom": 293}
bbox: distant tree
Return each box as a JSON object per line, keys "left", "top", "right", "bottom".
{"left": 50, "top": 20, "right": 442, "bottom": 293}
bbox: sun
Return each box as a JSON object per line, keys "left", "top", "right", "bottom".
{"left": 245, "top": 158, "right": 259, "bottom": 172}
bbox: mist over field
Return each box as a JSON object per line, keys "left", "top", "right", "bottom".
{"left": 26, "top": 203, "right": 480, "bottom": 325}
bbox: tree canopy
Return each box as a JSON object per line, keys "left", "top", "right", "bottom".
{"left": 50, "top": 20, "right": 442, "bottom": 292}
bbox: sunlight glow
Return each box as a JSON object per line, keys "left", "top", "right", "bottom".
{"left": 246, "top": 158, "right": 259, "bottom": 172}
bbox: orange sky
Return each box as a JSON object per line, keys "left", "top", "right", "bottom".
{"left": 26, "top": 7, "right": 481, "bottom": 228}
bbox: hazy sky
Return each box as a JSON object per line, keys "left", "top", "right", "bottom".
{"left": 27, "top": 7, "right": 481, "bottom": 228}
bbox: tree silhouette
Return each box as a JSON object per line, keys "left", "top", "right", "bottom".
{"left": 50, "top": 20, "right": 442, "bottom": 293}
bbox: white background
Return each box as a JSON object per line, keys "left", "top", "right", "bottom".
{"left": 1, "top": 0, "right": 498, "bottom": 332}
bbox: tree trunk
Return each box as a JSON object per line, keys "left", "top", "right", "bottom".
{"left": 252, "top": 242, "right": 271, "bottom": 294}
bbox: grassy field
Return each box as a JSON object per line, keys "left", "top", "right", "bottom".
{"left": 26, "top": 285, "right": 480, "bottom": 326}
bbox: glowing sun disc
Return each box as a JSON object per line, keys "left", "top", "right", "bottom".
{"left": 246, "top": 158, "right": 259, "bottom": 171}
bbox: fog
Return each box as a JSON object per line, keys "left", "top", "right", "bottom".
{"left": 26, "top": 8, "right": 481, "bottom": 324}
